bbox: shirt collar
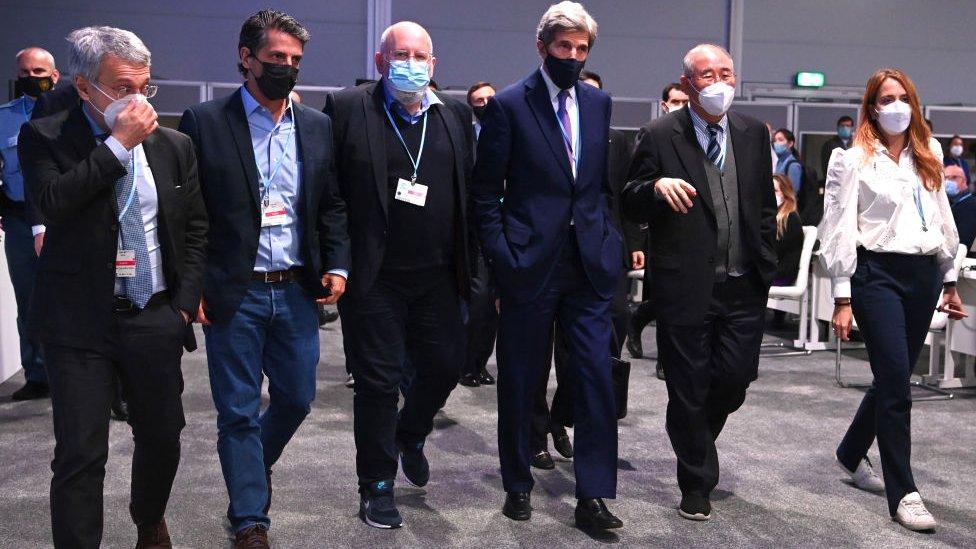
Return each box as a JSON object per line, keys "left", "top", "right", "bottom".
{"left": 688, "top": 103, "right": 728, "bottom": 133}
{"left": 240, "top": 84, "right": 293, "bottom": 125}
{"left": 381, "top": 78, "right": 442, "bottom": 123}
{"left": 539, "top": 65, "right": 576, "bottom": 103}
{"left": 81, "top": 104, "right": 106, "bottom": 137}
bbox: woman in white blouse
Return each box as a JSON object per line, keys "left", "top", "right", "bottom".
{"left": 819, "top": 68, "right": 965, "bottom": 532}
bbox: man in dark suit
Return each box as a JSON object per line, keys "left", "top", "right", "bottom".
{"left": 623, "top": 43, "right": 777, "bottom": 522}
{"left": 18, "top": 26, "right": 207, "bottom": 548}
{"left": 324, "top": 21, "right": 473, "bottom": 529}
{"left": 819, "top": 115, "right": 854, "bottom": 179}
{"left": 178, "top": 11, "right": 349, "bottom": 548}
{"left": 472, "top": 2, "right": 623, "bottom": 531}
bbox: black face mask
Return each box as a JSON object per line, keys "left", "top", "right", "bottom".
{"left": 472, "top": 105, "right": 486, "bottom": 120}
{"left": 251, "top": 58, "right": 299, "bottom": 100}
{"left": 16, "top": 75, "right": 55, "bottom": 97}
{"left": 543, "top": 54, "right": 585, "bottom": 90}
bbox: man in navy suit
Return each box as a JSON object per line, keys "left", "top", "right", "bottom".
{"left": 471, "top": 1, "right": 623, "bottom": 531}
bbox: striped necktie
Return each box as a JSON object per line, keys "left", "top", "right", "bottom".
{"left": 706, "top": 123, "right": 723, "bottom": 169}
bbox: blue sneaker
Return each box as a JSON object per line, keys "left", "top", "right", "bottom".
{"left": 398, "top": 440, "right": 430, "bottom": 487}
{"left": 359, "top": 480, "right": 403, "bottom": 529}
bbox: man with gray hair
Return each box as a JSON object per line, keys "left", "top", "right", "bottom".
{"left": 0, "top": 46, "right": 58, "bottom": 402}
{"left": 623, "top": 43, "right": 776, "bottom": 521}
{"left": 472, "top": 2, "right": 623, "bottom": 531}
{"left": 19, "top": 26, "right": 207, "bottom": 547}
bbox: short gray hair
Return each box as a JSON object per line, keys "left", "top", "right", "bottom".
{"left": 66, "top": 26, "right": 151, "bottom": 81}
{"left": 682, "top": 43, "right": 733, "bottom": 77}
{"left": 537, "top": 2, "right": 598, "bottom": 47}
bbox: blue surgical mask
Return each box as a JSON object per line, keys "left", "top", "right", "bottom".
{"left": 838, "top": 126, "right": 852, "bottom": 139}
{"left": 387, "top": 60, "right": 430, "bottom": 93}
{"left": 946, "top": 178, "right": 961, "bottom": 197}
{"left": 773, "top": 143, "right": 789, "bottom": 155}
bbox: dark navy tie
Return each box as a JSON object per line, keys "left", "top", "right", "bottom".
{"left": 706, "top": 123, "right": 723, "bottom": 169}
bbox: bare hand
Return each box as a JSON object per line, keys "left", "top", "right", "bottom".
{"left": 111, "top": 99, "right": 158, "bottom": 150}
{"left": 631, "top": 251, "right": 645, "bottom": 270}
{"left": 938, "top": 287, "right": 968, "bottom": 320}
{"left": 832, "top": 304, "right": 853, "bottom": 341}
{"left": 196, "top": 297, "right": 211, "bottom": 326}
{"left": 34, "top": 233, "right": 44, "bottom": 256}
{"left": 654, "top": 177, "right": 697, "bottom": 213}
{"left": 179, "top": 309, "right": 191, "bottom": 325}
{"left": 318, "top": 273, "right": 346, "bottom": 305}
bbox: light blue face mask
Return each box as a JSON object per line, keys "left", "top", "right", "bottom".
{"left": 387, "top": 60, "right": 430, "bottom": 93}
{"left": 773, "top": 143, "right": 789, "bottom": 155}
{"left": 838, "top": 126, "right": 853, "bottom": 139}
{"left": 945, "top": 178, "right": 961, "bottom": 197}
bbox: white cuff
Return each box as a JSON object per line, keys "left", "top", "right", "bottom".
{"left": 31, "top": 225, "right": 46, "bottom": 236}
{"left": 326, "top": 269, "right": 348, "bottom": 280}
{"left": 831, "top": 277, "right": 851, "bottom": 300}
{"left": 943, "top": 268, "right": 958, "bottom": 284}
{"left": 103, "top": 136, "right": 132, "bottom": 168}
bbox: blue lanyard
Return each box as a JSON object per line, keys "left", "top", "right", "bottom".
{"left": 556, "top": 97, "right": 581, "bottom": 171}
{"left": 256, "top": 122, "right": 296, "bottom": 200}
{"left": 117, "top": 154, "right": 138, "bottom": 222}
{"left": 912, "top": 184, "right": 928, "bottom": 232}
{"left": 382, "top": 101, "right": 427, "bottom": 182}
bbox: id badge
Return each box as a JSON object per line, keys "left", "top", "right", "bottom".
{"left": 394, "top": 178, "right": 428, "bottom": 207}
{"left": 261, "top": 199, "right": 288, "bottom": 227}
{"left": 116, "top": 250, "right": 136, "bottom": 278}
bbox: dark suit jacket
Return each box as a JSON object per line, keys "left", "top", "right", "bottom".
{"left": 951, "top": 193, "right": 976, "bottom": 256}
{"left": 31, "top": 83, "right": 80, "bottom": 121}
{"left": 623, "top": 107, "right": 777, "bottom": 326}
{"left": 472, "top": 69, "right": 623, "bottom": 303}
{"left": 820, "top": 135, "right": 851, "bottom": 179}
{"left": 19, "top": 105, "right": 208, "bottom": 351}
{"left": 323, "top": 81, "right": 474, "bottom": 300}
{"left": 178, "top": 87, "right": 350, "bottom": 324}
{"left": 608, "top": 128, "right": 643, "bottom": 263}
{"left": 774, "top": 211, "right": 803, "bottom": 282}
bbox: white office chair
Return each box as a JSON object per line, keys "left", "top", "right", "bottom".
{"left": 627, "top": 269, "right": 644, "bottom": 304}
{"left": 762, "top": 225, "right": 818, "bottom": 357}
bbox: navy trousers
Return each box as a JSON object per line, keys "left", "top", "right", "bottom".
{"left": 2, "top": 210, "right": 46, "bottom": 383}
{"left": 496, "top": 234, "right": 617, "bottom": 499}
{"left": 837, "top": 250, "right": 941, "bottom": 515}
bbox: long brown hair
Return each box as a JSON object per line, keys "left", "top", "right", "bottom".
{"left": 773, "top": 173, "right": 797, "bottom": 239}
{"left": 853, "top": 68, "right": 942, "bottom": 191}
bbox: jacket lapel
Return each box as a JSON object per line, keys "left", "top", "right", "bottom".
{"left": 365, "top": 83, "right": 389, "bottom": 219}
{"left": 525, "top": 70, "right": 573, "bottom": 183}
{"left": 223, "top": 88, "right": 262, "bottom": 210}
{"left": 727, "top": 111, "right": 751, "bottom": 199}
{"left": 65, "top": 106, "right": 98, "bottom": 162}
{"left": 293, "top": 103, "right": 316, "bottom": 230}
{"left": 670, "top": 108, "right": 715, "bottom": 216}
{"left": 575, "top": 82, "right": 602, "bottom": 185}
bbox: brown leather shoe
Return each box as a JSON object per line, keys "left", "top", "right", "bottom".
{"left": 135, "top": 519, "right": 172, "bottom": 548}
{"left": 234, "top": 525, "right": 269, "bottom": 549}
{"left": 263, "top": 470, "right": 273, "bottom": 515}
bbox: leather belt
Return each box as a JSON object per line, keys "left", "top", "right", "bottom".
{"left": 252, "top": 268, "right": 301, "bottom": 284}
{"left": 113, "top": 291, "right": 169, "bottom": 313}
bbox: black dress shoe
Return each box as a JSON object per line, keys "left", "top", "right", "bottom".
{"left": 551, "top": 427, "right": 574, "bottom": 459}
{"left": 11, "top": 381, "right": 49, "bottom": 401}
{"left": 502, "top": 492, "right": 531, "bottom": 521}
{"left": 477, "top": 369, "right": 495, "bottom": 385}
{"left": 678, "top": 493, "right": 711, "bottom": 521}
{"left": 317, "top": 305, "right": 339, "bottom": 327}
{"left": 655, "top": 363, "right": 666, "bottom": 381}
{"left": 530, "top": 450, "right": 555, "bottom": 470}
{"left": 575, "top": 498, "right": 623, "bottom": 530}
{"left": 458, "top": 373, "right": 481, "bottom": 387}
{"left": 110, "top": 396, "right": 129, "bottom": 421}
{"left": 626, "top": 320, "right": 643, "bottom": 359}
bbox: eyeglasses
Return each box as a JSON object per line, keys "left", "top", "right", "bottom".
{"left": 388, "top": 50, "right": 432, "bottom": 63}
{"left": 694, "top": 70, "right": 736, "bottom": 85}
{"left": 96, "top": 80, "right": 159, "bottom": 99}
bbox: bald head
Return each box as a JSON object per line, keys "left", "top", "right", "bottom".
{"left": 378, "top": 21, "right": 433, "bottom": 57}
{"left": 373, "top": 20, "right": 437, "bottom": 107}
{"left": 15, "top": 46, "right": 59, "bottom": 96}
{"left": 682, "top": 44, "right": 732, "bottom": 77}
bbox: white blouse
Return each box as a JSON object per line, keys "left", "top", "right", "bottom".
{"left": 819, "top": 137, "right": 959, "bottom": 299}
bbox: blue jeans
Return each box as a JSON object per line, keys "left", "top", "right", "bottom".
{"left": 2, "top": 211, "right": 45, "bottom": 383}
{"left": 204, "top": 280, "right": 319, "bottom": 532}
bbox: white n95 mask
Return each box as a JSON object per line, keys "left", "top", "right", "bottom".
{"left": 875, "top": 100, "right": 912, "bottom": 136}
{"left": 694, "top": 82, "right": 735, "bottom": 117}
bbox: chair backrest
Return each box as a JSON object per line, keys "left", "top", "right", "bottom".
{"left": 930, "top": 244, "right": 968, "bottom": 330}
{"left": 792, "top": 226, "right": 819, "bottom": 291}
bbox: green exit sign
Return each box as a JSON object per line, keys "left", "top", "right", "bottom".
{"left": 795, "top": 71, "right": 825, "bottom": 88}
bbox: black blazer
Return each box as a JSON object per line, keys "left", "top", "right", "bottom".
{"left": 19, "top": 105, "right": 208, "bottom": 351}
{"left": 31, "top": 83, "right": 80, "bottom": 121}
{"left": 608, "top": 128, "right": 643, "bottom": 263}
{"left": 774, "top": 211, "right": 803, "bottom": 282}
{"left": 179, "top": 87, "right": 350, "bottom": 324}
{"left": 323, "top": 82, "right": 474, "bottom": 300}
{"left": 623, "top": 107, "right": 777, "bottom": 326}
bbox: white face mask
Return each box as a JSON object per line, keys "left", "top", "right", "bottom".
{"left": 875, "top": 100, "right": 912, "bottom": 136}
{"left": 950, "top": 145, "right": 964, "bottom": 157}
{"left": 692, "top": 81, "right": 735, "bottom": 117}
{"left": 89, "top": 82, "right": 149, "bottom": 130}
{"left": 665, "top": 103, "right": 684, "bottom": 114}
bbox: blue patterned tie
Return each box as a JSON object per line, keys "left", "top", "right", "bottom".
{"left": 115, "top": 155, "right": 153, "bottom": 308}
{"left": 556, "top": 89, "right": 574, "bottom": 169}
{"left": 706, "top": 123, "right": 723, "bottom": 169}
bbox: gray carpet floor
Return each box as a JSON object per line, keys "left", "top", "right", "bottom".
{"left": 1, "top": 319, "right": 975, "bottom": 548}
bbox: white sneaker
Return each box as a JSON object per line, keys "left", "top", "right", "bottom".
{"left": 836, "top": 456, "right": 885, "bottom": 492}
{"left": 894, "top": 492, "right": 937, "bottom": 531}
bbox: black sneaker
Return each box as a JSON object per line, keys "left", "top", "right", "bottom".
{"left": 678, "top": 493, "right": 711, "bottom": 521}
{"left": 398, "top": 440, "right": 430, "bottom": 487}
{"left": 11, "top": 381, "right": 49, "bottom": 401}
{"left": 359, "top": 480, "right": 403, "bottom": 529}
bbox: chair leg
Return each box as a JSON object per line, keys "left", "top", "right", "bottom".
{"left": 835, "top": 338, "right": 870, "bottom": 389}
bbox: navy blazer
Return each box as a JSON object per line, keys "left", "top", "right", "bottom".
{"left": 471, "top": 68, "right": 622, "bottom": 303}
{"left": 179, "top": 88, "right": 350, "bottom": 323}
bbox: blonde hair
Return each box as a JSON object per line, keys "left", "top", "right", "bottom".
{"left": 773, "top": 173, "right": 797, "bottom": 240}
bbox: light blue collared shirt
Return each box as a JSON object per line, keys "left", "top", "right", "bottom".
{"left": 0, "top": 95, "right": 34, "bottom": 202}
{"left": 381, "top": 78, "right": 442, "bottom": 124}
{"left": 688, "top": 106, "right": 728, "bottom": 169}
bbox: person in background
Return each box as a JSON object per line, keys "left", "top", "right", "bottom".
{"left": 466, "top": 81, "right": 495, "bottom": 141}
{"left": 821, "top": 67, "right": 962, "bottom": 533}
{"left": 946, "top": 164, "right": 976, "bottom": 253}
{"left": 0, "top": 47, "right": 56, "bottom": 401}
{"left": 944, "top": 164, "right": 968, "bottom": 206}
{"left": 820, "top": 115, "right": 854, "bottom": 177}
{"left": 771, "top": 173, "right": 803, "bottom": 286}
{"left": 944, "top": 134, "right": 971, "bottom": 186}
{"left": 773, "top": 128, "right": 803, "bottom": 194}
{"left": 660, "top": 82, "right": 688, "bottom": 114}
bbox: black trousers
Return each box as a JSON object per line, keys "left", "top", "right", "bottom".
{"left": 837, "top": 250, "right": 941, "bottom": 515}
{"left": 657, "top": 273, "right": 766, "bottom": 498}
{"left": 463, "top": 254, "right": 498, "bottom": 376}
{"left": 45, "top": 295, "right": 187, "bottom": 549}
{"left": 339, "top": 267, "right": 463, "bottom": 487}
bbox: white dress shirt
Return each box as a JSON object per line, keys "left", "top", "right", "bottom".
{"left": 819, "top": 137, "right": 959, "bottom": 299}
{"left": 539, "top": 66, "right": 579, "bottom": 178}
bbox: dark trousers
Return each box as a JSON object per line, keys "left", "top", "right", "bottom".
{"left": 44, "top": 296, "right": 186, "bottom": 549}
{"left": 609, "top": 268, "right": 631, "bottom": 358}
{"left": 531, "top": 324, "right": 572, "bottom": 452}
{"left": 2, "top": 210, "right": 46, "bottom": 383}
{"left": 339, "top": 267, "right": 463, "bottom": 487}
{"left": 496, "top": 236, "right": 617, "bottom": 499}
{"left": 837, "top": 251, "right": 940, "bottom": 515}
{"left": 463, "top": 254, "right": 498, "bottom": 376}
{"left": 657, "top": 273, "right": 766, "bottom": 498}
{"left": 204, "top": 280, "right": 320, "bottom": 532}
